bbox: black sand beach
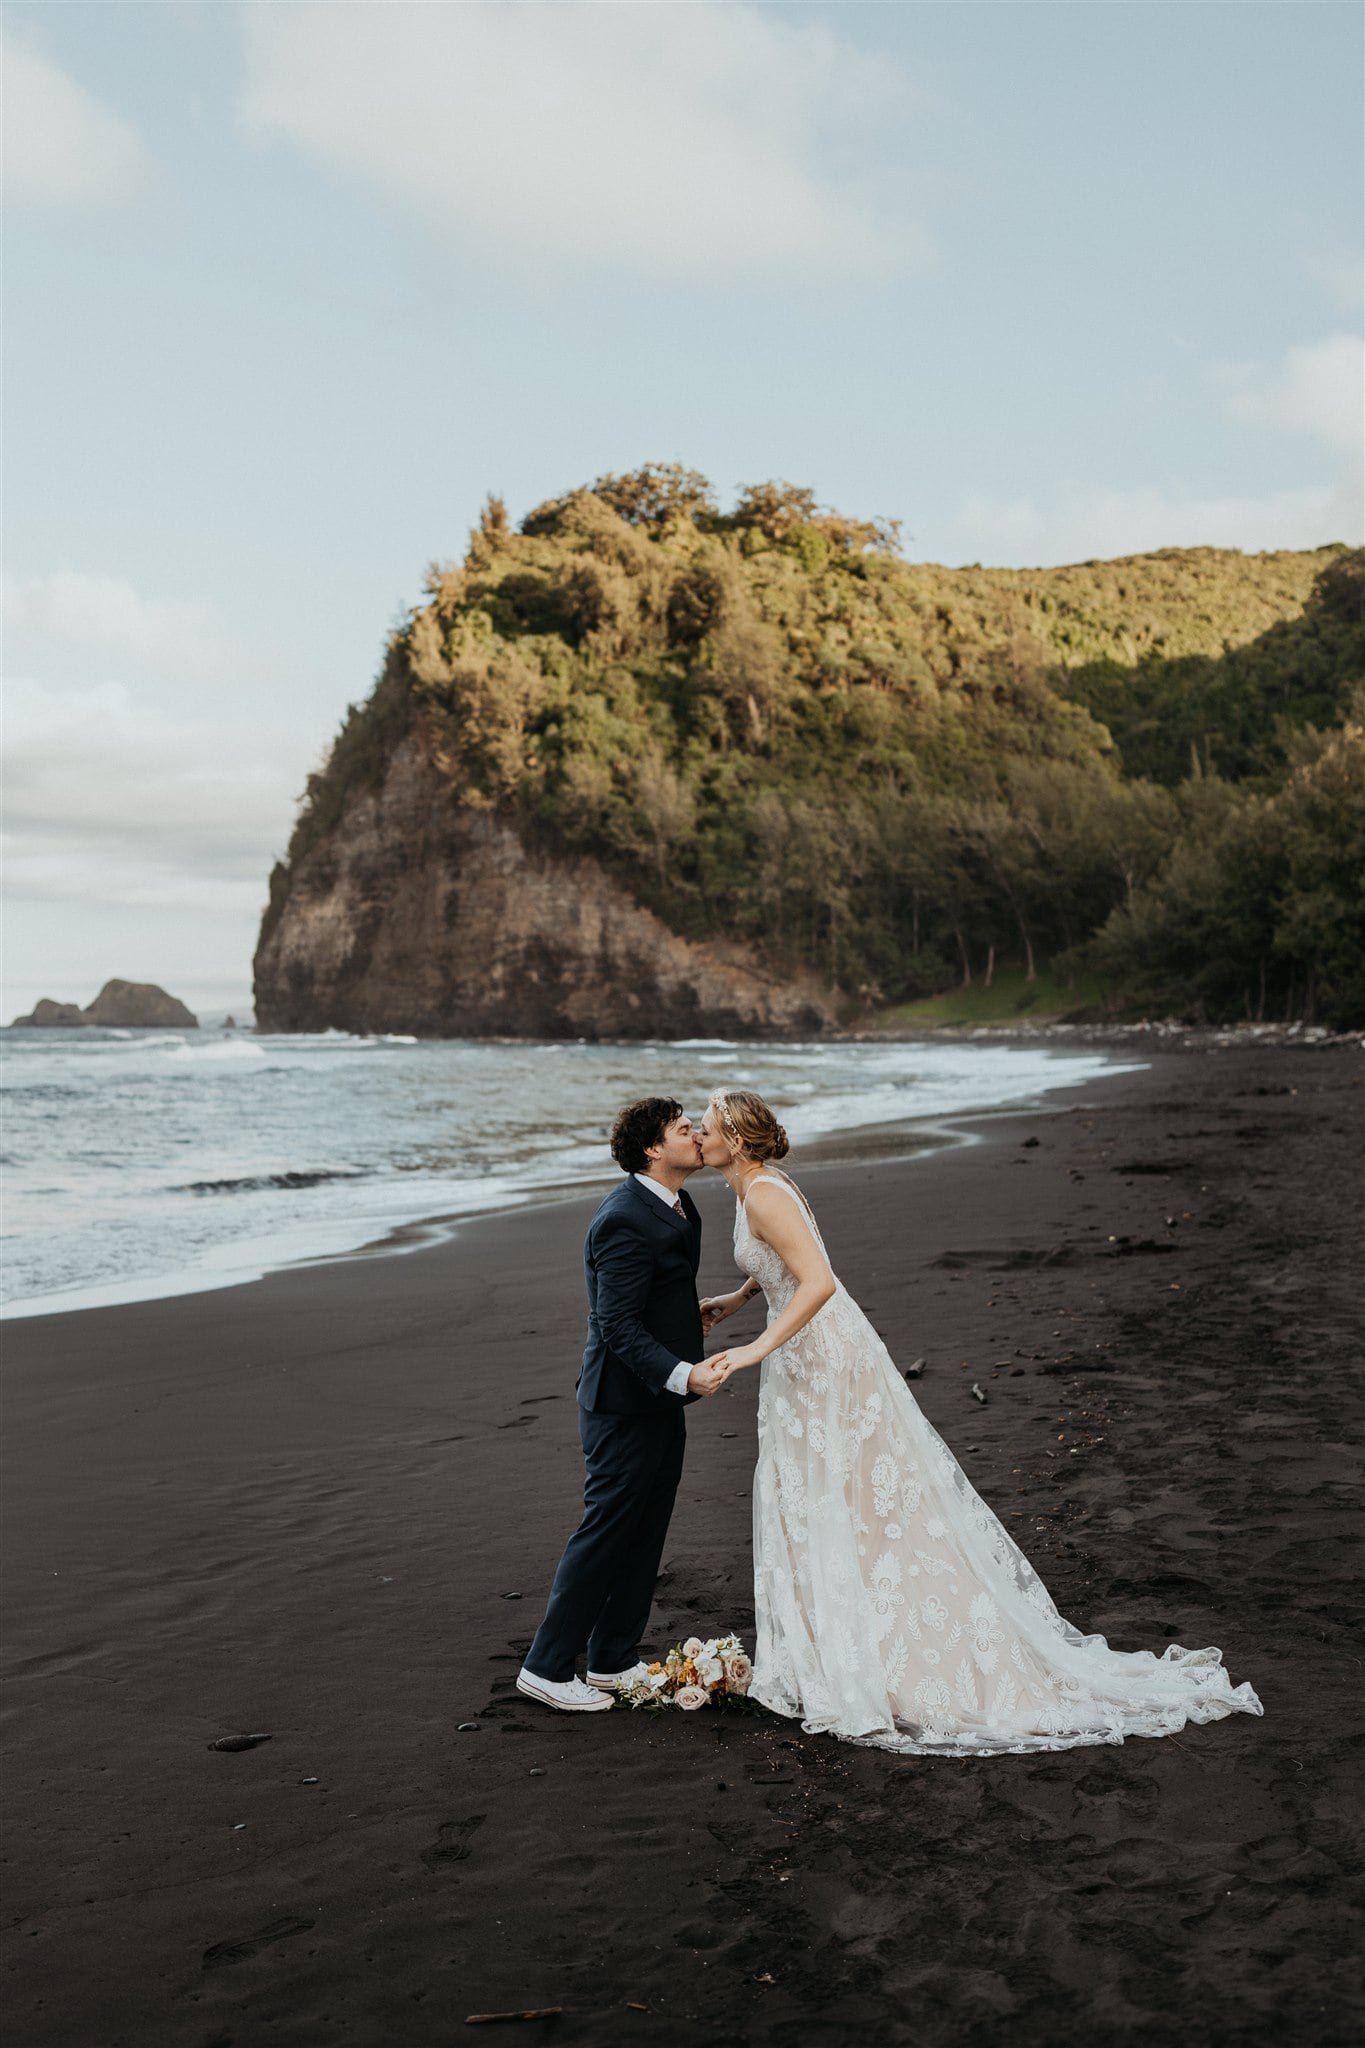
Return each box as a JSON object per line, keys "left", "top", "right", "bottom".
{"left": 3, "top": 1040, "right": 1362, "bottom": 2046}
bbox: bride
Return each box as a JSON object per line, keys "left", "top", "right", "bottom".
{"left": 698, "top": 1089, "right": 1262, "bottom": 1757}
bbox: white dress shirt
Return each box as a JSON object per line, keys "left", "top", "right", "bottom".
{"left": 633, "top": 1172, "right": 696, "bottom": 1398}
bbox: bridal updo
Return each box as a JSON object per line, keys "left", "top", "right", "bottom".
{"left": 710, "top": 1089, "right": 790, "bottom": 1163}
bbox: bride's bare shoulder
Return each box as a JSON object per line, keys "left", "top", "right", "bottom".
{"left": 745, "top": 1174, "right": 817, "bottom": 1232}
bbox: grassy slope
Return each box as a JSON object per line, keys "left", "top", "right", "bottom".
{"left": 868, "top": 965, "right": 1106, "bottom": 1030}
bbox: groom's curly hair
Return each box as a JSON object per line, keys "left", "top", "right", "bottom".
{"left": 610, "top": 1097, "right": 683, "bottom": 1174}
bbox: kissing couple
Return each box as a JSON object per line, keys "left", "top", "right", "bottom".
{"left": 516, "top": 1092, "right": 1262, "bottom": 1756}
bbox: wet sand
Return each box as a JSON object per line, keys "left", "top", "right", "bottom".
{"left": 3, "top": 1039, "right": 1362, "bottom": 2046}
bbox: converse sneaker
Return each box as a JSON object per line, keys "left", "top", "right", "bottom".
{"left": 515, "top": 1667, "right": 614, "bottom": 1713}
{"left": 586, "top": 1662, "right": 651, "bottom": 1690}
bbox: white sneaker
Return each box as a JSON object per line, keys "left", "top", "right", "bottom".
{"left": 586, "top": 1662, "right": 651, "bottom": 1690}
{"left": 516, "top": 1667, "right": 614, "bottom": 1713}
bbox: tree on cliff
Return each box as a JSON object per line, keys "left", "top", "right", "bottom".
{"left": 270, "top": 464, "right": 1364, "bottom": 1027}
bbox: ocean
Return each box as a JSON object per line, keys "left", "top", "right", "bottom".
{"left": 0, "top": 1026, "right": 1141, "bottom": 1318}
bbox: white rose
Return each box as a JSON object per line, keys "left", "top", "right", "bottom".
{"left": 682, "top": 1637, "right": 703, "bottom": 1659}
{"left": 674, "top": 1684, "right": 710, "bottom": 1711}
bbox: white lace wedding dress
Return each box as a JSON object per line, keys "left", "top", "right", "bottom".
{"left": 736, "top": 1171, "right": 1263, "bottom": 1756}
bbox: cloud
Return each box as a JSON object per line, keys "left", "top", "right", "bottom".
{"left": 1, "top": 673, "right": 308, "bottom": 912}
{"left": 940, "top": 332, "right": 1365, "bottom": 567}
{"left": 238, "top": 3, "right": 924, "bottom": 286}
{"left": 1218, "top": 333, "right": 1365, "bottom": 463}
{"left": 1, "top": 662, "right": 295, "bottom": 1014}
{"left": 1, "top": 567, "right": 320, "bottom": 918}
{"left": 2, "top": 33, "right": 151, "bottom": 216}
{"left": 938, "top": 478, "right": 1360, "bottom": 570}
{"left": 2, "top": 571, "right": 232, "bottom": 681}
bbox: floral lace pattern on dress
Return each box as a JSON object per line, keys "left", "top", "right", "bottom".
{"left": 738, "top": 1172, "right": 1263, "bottom": 1757}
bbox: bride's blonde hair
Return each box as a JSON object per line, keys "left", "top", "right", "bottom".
{"left": 709, "top": 1089, "right": 789, "bottom": 1163}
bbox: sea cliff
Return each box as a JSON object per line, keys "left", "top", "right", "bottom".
{"left": 254, "top": 468, "right": 1363, "bottom": 1035}
{"left": 254, "top": 731, "right": 833, "bottom": 1038}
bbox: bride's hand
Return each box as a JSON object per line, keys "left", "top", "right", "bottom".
{"left": 714, "top": 1341, "right": 764, "bottom": 1376}
{"left": 700, "top": 1289, "right": 742, "bottom": 1333}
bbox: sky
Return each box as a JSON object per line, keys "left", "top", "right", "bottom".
{"left": 3, "top": 0, "right": 1362, "bottom": 1022}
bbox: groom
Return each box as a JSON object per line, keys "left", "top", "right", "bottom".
{"left": 517, "top": 1098, "right": 725, "bottom": 1713}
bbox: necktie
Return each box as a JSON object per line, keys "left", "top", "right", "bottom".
{"left": 672, "top": 1198, "right": 685, "bottom": 1218}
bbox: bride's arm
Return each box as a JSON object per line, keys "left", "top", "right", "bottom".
{"left": 711, "top": 1186, "right": 834, "bottom": 1377}
{"left": 700, "top": 1278, "right": 760, "bottom": 1332}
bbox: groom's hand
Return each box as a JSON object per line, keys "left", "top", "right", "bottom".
{"left": 686, "top": 1359, "right": 728, "bottom": 1398}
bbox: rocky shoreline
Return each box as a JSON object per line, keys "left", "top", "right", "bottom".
{"left": 849, "top": 1017, "right": 1364, "bottom": 1051}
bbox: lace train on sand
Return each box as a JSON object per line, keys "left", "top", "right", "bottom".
{"left": 737, "top": 1173, "right": 1263, "bottom": 1758}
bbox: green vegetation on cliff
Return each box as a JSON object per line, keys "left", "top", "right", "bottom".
{"left": 280, "top": 465, "right": 1364, "bottom": 1026}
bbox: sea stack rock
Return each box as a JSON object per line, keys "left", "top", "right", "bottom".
{"left": 10, "top": 981, "right": 199, "bottom": 1029}
{"left": 82, "top": 980, "right": 198, "bottom": 1028}
{"left": 10, "top": 999, "right": 90, "bottom": 1028}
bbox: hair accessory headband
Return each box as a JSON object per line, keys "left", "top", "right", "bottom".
{"left": 712, "top": 1093, "right": 742, "bottom": 1147}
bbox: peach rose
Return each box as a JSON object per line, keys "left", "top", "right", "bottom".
{"left": 722, "top": 1652, "right": 754, "bottom": 1694}
{"left": 674, "top": 1685, "right": 710, "bottom": 1711}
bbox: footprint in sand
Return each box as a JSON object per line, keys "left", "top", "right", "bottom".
{"left": 202, "top": 1915, "right": 315, "bottom": 1969}
{"left": 421, "top": 1814, "right": 485, "bottom": 1870}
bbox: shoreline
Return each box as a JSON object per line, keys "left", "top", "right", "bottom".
{"left": 4, "top": 1037, "right": 1361, "bottom": 2045}
{"left": 1, "top": 1039, "right": 1150, "bottom": 1326}
{"left": 851, "top": 1018, "right": 1363, "bottom": 1047}
{"left": 9, "top": 1017, "right": 1357, "bottom": 1327}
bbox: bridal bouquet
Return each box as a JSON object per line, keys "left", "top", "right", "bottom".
{"left": 618, "top": 1633, "right": 753, "bottom": 1710}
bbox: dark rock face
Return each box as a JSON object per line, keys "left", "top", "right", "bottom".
{"left": 253, "top": 735, "right": 836, "bottom": 1040}
{"left": 82, "top": 980, "right": 198, "bottom": 1028}
{"left": 11, "top": 981, "right": 198, "bottom": 1029}
{"left": 11, "top": 1000, "right": 89, "bottom": 1028}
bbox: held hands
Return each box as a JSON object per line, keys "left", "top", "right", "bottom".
{"left": 686, "top": 1358, "right": 730, "bottom": 1398}
{"left": 690, "top": 1291, "right": 762, "bottom": 1393}
{"left": 709, "top": 1341, "right": 765, "bottom": 1378}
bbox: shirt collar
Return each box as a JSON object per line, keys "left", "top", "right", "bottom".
{"left": 633, "top": 1172, "right": 682, "bottom": 1209}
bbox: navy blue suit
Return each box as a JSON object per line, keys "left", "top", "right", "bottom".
{"left": 525, "top": 1177, "right": 703, "bottom": 1681}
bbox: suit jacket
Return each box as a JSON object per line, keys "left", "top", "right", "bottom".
{"left": 577, "top": 1177, "right": 704, "bottom": 1415}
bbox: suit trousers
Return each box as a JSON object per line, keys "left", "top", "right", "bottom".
{"left": 524, "top": 1405, "right": 686, "bottom": 1681}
